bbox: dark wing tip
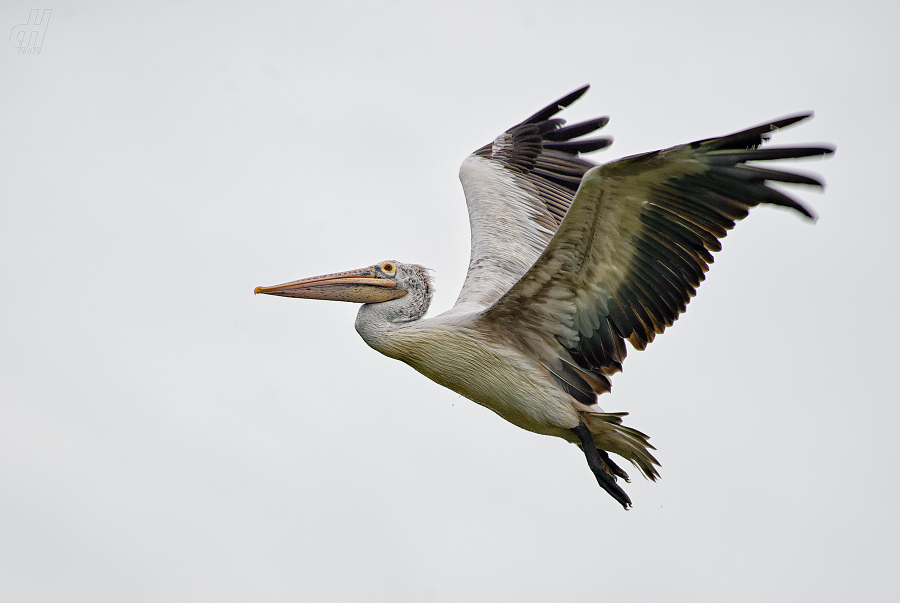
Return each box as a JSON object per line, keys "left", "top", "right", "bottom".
{"left": 766, "top": 111, "right": 814, "bottom": 131}
{"left": 521, "top": 85, "right": 591, "bottom": 125}
{"left": 777, "top": 194, "right": 817, "bottom": 221}
{"left": 814, "top": 144, "right": 837, "bottom": 157}
{"left": 544, "top": 117, "right": 611, "bottom": 142}
{"left": 744, "top": 112, "right": 815, "bottom": 137}
{"left": 706, "top": 112, "right": 821, "bottom": 151}
{"left": 544, "top": 137, "right": 613, "bottom": 155}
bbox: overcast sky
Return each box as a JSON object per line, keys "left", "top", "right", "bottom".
{"left": 2, "top": 1, "right": 898, "bottom": 601}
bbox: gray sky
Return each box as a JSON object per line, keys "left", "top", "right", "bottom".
{"left": 2, "top": 1, "right": 898, "bottom": 601}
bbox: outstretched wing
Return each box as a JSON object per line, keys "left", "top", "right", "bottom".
{"left": 453, "top": 85, "right": 612, "bottom": 311}
{"left": 482, "top": 114, "right": 834, "bottom": 404}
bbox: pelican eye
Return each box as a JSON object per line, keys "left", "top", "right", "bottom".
{"left": 382, "top": 263, "right": 395, "bottom": 273}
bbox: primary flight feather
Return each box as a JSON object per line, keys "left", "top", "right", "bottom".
{"left": 255, "top": 85, "right": 833, "bottom": 509}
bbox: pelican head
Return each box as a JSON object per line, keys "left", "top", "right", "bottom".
{"left": 256, "top": 261, "right": 434, "bottom": 353}
{"left": 256, "top": 260, "right": 432, "bottom": 311}
{"left": 254, "top": 260, "right": 413, "bottom": 303}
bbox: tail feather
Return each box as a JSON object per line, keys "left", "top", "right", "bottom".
{"left": 582, "top": 412, "right": 660, "bottom": 481}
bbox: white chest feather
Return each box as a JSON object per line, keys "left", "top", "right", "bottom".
{"left": 370, "top": 324, "right": 579, "bottom": 435}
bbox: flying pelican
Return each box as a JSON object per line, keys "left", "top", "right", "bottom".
{"left": 255, "top": 86, "right": 833, "bottom": 509}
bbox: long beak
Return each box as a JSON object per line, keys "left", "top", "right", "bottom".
{"left": 254, "top": 265, "right": 407, "bottom": 303}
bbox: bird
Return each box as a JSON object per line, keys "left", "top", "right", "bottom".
{"left": 255, "top": 85, "right": 833, "bottom": 509}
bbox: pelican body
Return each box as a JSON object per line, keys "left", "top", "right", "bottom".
{"left": 256, "top": 86, "right": 833, "bottom": 509}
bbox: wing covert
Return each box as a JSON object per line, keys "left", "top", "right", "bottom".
{"left": 482, "top": 113, "right": 834, "bottom": 395}
{"left": 454, "top": 86, "right": 612, "bottom": 311}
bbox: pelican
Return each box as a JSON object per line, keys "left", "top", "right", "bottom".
{"left": 255, "top": 86, "right": 833, "bottom": 509}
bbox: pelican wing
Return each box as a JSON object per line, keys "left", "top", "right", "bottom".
{"left": 454, "top": 86, "right": 612, "bottom": 310}
{"left": 482, "top": 114, "right": 834, "bottom": 403}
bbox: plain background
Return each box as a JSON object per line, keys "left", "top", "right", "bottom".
{"left": 2, "top": 1, "right": 898, "bottom": 601}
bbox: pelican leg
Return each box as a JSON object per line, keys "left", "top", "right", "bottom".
{"left": 572, "top": 422, "right": 632, "bottom": 510}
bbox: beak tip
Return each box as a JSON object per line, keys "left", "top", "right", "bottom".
{"left": 254, "top": 286, "right": 264, "bottom": 295}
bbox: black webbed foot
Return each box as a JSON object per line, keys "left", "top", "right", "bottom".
{"left": 599, "top": 449, "right": 631, "bottom": 483}
{"left": 572, "top": 421, "right": 632, "bottom": 510}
